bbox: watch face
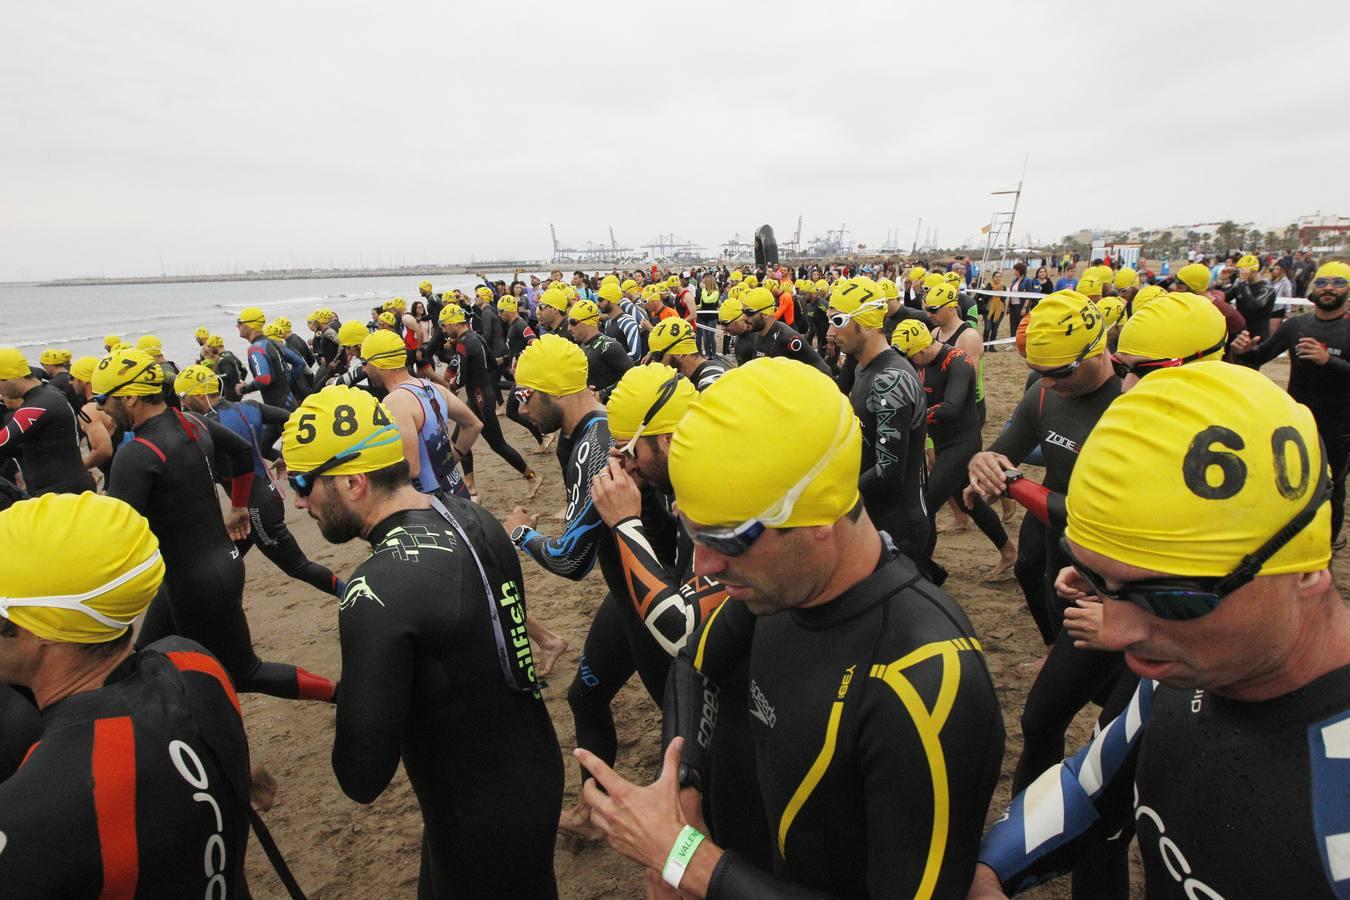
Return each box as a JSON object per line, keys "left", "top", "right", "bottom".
{"left": 511, "top": 525, "right": 528, "bottom": 544}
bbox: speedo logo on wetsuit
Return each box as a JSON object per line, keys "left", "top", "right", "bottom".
{"left": 1044, "top": 430, "right": 1082, "bottom": 454}
{"left": 749, "top": 679, "right": 777, "bottom": 728}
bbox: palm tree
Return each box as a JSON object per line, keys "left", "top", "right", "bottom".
{"left": 1215, "top": 221, "right": 1241, "bottom": 255}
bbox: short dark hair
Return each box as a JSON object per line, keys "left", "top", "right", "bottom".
{"left": 1013, "top": 261, "right": 1027, "bottom": 275}
{"left": 76, "top": 627, "right": 133, "bottom": 659}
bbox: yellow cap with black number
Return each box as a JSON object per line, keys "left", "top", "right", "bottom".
{"left": 907, "top": 266, "right": 927, "bottom": 283}
{"left": 742, "top": 286, "right": 777, "bottom": 314}
{"left": 104, "top": 333, "right": 122, "bottom": 350}
{"left": 1067, "top": 361, "right": 1329, "bottom": 578}
{"left": 1076, "top": 274, "right": 1103, "bottom": 298}
{"left": 539, "top": 289, "right": 569, "bottom": 312}
{"left": 377, "top": 311, "right": 397, "bottom": 328}
{"left": 1096, "top": 296, "right": 1127, "bottom": 329}
{"left": 814, "top": 278, "right": 829, "bottom": 292}
{"left": 174, "top": 363, "right": 221, "bottom": 396}
{"left": 0, "top": 493, "right": 164, "bottom": 643}
{"left": 607, "top": 363, "right": 697, "bottom": 441}
{"left": 314, "top": 308, "right": 337, "bottom": 324}
{"left": 515, "top": 334, "right": 588, "bottom": 397}
{"left": 1315, "top": 260, "right": 1350, "bottom": 281}
{"left": 194, "top": 326, "right": 211, "bottom": 341}
{"left": 263, "top": 322, "right": 285, "bottom": 341}
{"left": 70, "top": 356, "right": 99, "bottom": 383}
{"left": 91, "top": 348, "right": 164, "bottom": 397}
{"left": 206, "top": 334, "right": 225, "bottom": 349}
{"left": 1133, "top": 285, "right": 1168, "bottom": 309}
{"left": 274, "top": 316, "right": 292, "bottom": 332}
{"left": 1177, "top": 263, "right": 1211, "bottom": 293}
{"left": 1114, "top": 268, "right": 1139, "bottom": 290}
{"left": 385, "top": 296, "right": 408, "bottom": 311}
{"left": 669, "top": 357, "right": 860, "bottom": 528}
{"left": 878, "top": 278, "right": 899, "bottom": 300}
{"left": 744, "top": 275, "right": 759, "bottom": 288}
{"left": 649, "top": 317, "right": 697, "bottom": 355}
{"left": 419, "top": 280, "right": 433, "bottom": 293}
{"left": 764, "top": 277, "right": 780, "bottom": 292}
{"left": 238, "top": 307, "right": 266, "bottom": 327}
{"left": 891, "top": 319, "right": 933, "bottom": 356}
{"left": 475, "top": 286, "right": 494, "bottom": 301}
{"left": 621, "top": 278, "right": 638, "bottom": 293}
{"left": 282, "top": 385, "right": 403, "bottom": 476}
{"left": 718, "top": 297, "right": 744, "bottom": 324}
{"left": 39, "top": 349, "right": 64, "bottom": 366}
{"left": 1025, "top": 290, "right": 1105, "bottom": 367}
{"left": 1117, "top": 292, "right": 1226, "bottom": 362}
{"left": 922, "top": 272, "right": 944, "bottom": 290}
{"left": 439, "top": 304, "right": 466, "bottom": 325}
{"left": 1236, "top": 254, "right": 1260, "bottom": 271}
{"left": 598, "top": 282, "right": 623, "bottom": 304}
{"left": 136, "top": 334, "right": 163, "bottom": 354}
{"left": 0, "top": 348, "right": 31, "bottom": 380}
{"left": 829, "top": 278, "right": 886, "bottom": 328}
{"left": 498, "top": 296, "right": 519, "bottom": 313}
{"left": 942, "top": 271, "right": 962, "bottom": 286}
{"left": 362, "top": 329, "right": 408, "bottom": 369}
{"left": 925, "top": 282, "right": 960, "bottom": 311}
{"left": 337, "top": 320, "right": 368, "bottom": 347}
{"left": 569, "top": 300, "right": 601, "bottom": 324}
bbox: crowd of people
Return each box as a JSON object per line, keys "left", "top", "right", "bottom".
{"left": 0, "top": 250, "right": 1347, "bottom": 898}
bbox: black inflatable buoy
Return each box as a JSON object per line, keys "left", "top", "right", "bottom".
{"left": 754, "top": 225, "right": 778, "bottom": 267}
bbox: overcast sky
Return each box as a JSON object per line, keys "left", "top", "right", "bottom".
{"left": 3, "top": 0, "right": 1346, "bottom": 281}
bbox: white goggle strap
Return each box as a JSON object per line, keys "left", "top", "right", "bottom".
{"left": 0, "top": 551, "right": 161, "bottom": 630}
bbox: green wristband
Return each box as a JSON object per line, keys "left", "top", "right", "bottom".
{"left": 661, "top": 824, "right": 705, "bottom": 889}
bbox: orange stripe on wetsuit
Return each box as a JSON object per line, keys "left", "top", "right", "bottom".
{"left": 92, "top": 716, "right": 139, "bottom": 900}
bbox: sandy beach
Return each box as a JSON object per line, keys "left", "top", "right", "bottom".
{"left": 234, "top": 348, "right": 1302, "bottom": 899}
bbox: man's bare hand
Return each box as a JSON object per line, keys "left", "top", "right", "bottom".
{"left": 504, "top": 506, "right": 538, "bottom": 535}
{"left": 250, "top": 764, "right": 277, "bottom": 812}
{"left": 592, "top": 457, "right": 643, "bottom": 526}
{"left": 226, "top": 507, "right": 251, "bottom": 542}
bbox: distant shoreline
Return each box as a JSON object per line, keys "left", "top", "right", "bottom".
{"left": 3, "top": 262, "right": 555, "bottom": 289}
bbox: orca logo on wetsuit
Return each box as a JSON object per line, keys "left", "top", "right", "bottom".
{"left": 1133, "top": 785, "right": 1224, "bottom": 900}
{"left": 170, "top": 739, "right": 230, "bottom": 899}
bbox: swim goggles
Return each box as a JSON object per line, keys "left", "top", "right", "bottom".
{"left": 826, "top": 300, "right": 887, "bottom": 330}
{"left": 287, "top": 424, "right": 401, "bottom": 497}
{"left": 1110, "top": 336, "right": 1226, "bottom": 380}
{"left": 619, "top": 372, "right": 683, "bottom": 458}
{"left": 93, "top": 358, "right": 160, "bottom": 405}
{"left": 0, "top": 550, "right": 161, "bottom": 631}
{"left": 1035, "top": 326, "right": 1105, "bottom": 380}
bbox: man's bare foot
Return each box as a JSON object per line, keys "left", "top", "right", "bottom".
{"left": 937, "top": 519, "right": 970, "bottom": 534}
{"left": 1000, "top": 499, "right": 1017, "bottom": 523}
{"left": 533, "top": 633, "right": 568, "bottom": 678}
{"left": 985, "top": 546, "right": 1018, "bottom": 581}
{"left": 558, "top": 801, "right": 605, "bottom": 841}
{"left": 1017, "top": 653, "right": 1050, "bottom": 675}
{"left": 539, "top": 432, "right": 557, "bottom": 454}
{"left": 524, "top": 470, "right": 545, "bottom": 500}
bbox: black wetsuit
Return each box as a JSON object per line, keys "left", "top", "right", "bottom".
{"left": 110, "top": 407, "right": 333, "bottom": 701}
{"left": 0, "top": 382, "right": 96, "bottom": 495}
{"left": 242, "top": 335, "right": 293, "bottom": 413}
{"left": 981, "top": 668, "right": 1350, "bottom": 899}
{"left": 0, "top": 638, "right": 251, "bottom": 898}
{"left": 311, "top": 325, "right": 341, "bottom": 370}
{"left": 210, "top": 399, "right": 342, "bottom": 597}
{"left": 850, "top": 347, "right": 931, "bottom": 554}
{"left": 666, "top": 546, "right": 1005, "bottom": 898}
{"left": 1239, "top": 313, "right": 1350, "bottom": 539}
{"left": 47, "top": 369, "right": 79, "bottom": 411}
{"left": 733, "top": 331, "right": 759, "bottom": 366}
{"left": 884, "top": 305, "right": 934, "bottom": 337}
{"left": 337, "top": 499, "right": 562, "bottom": 898}
{"left": 502, "top": 316, "right": 545, "bottom": 444}
{"left": 578, "top": 332, "right": 634, "bottom": 401}
{"left": 920, "top": 344, "right": 1008, "bottom": 554}
{"left": 1225, "top": 277, "right": 1283, "bottom": 364}
{"left": 753, "top": 320, "right": 833, "bottom": 376}
{"left": 214, "top": 350, "right": 247, "bottom": 402}
{"left": 689, "top": 356, "right": 730, "bottom": 392}
{"left": 285, "top": 332, "right": 314, "bottom": 368}
{"left": 0, "top": 682, "right": 41, "bottom": 782}
{"left": 449, "top": 329, "right": 530, "bottom": 477}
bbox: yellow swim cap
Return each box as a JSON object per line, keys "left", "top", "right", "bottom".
{"left": 1236, "top": 254, "right": 1260, "bottom": 271}
{"left": 942, "top": 271, "right": 962, "bottom": 286}
{"left": 1177, "top": 263, "right": 1211, "bottom": 293}
{"left": 498, "top": 296, "right": 519, "bottom": 314}
{"left": 385, "top": 296, "right": 408, "bottom": 311}
{"left": 1117, "top": 292, "right": 1226, "bottom": 362}
{"left": 104, "top": 334, "right": 122, "bottom": 351}
{"left": 539, "top": 289, "right": 569, "bottom": 312}
{"left": 621, "top": 279, "right": 638, "bottom": 293}
{"left": 1132, "top": 285, "right": 1168, "bottom": 309}
{"left": 814, "top": 278, "right": 829, "bottom": 293}
{"left": 601, "top": 274, "right": 619, "bottom": 287}
{"left": 718, "top": 298, "right": 745, "bottom": 324}
{"left": 1097, "top": 296, "right": 1127, "bottom": 329}
{"left": 0, "top": 493, "right": 164, "bottom": 643}
{"left": 562, "top": 285, "right": 579, "bottom": 301}
{"left": 669, "top": 358, "right": 861, "bottom": 529}
{"left": 764, "top": 277, "right": 780, "bottom": 292}
{"left": 206, "top": 333, "right": 225, "bottom": 349}
{"left": 606, "top": 364, "right": 697, "bottom": 441}
{"left": 514, "top": 334, "right": 588, "bottom": 397}
{"left": 0, "top": 348, "right": 31, "bottom": 380}
{"left": 377, "top": 311, "right": 397, "bottom": 328}
{"left": 922, "top": 272, "right": 945, "bottom": 290}
{"left": 878, "top": 278, "right": 899, "bottom": 300}
{"left": 925, "top": 282, "right": 960, "bottom": 311}
{"left": 337, "top": 320, "right": 368, "bottom": 348}
{"left": 649, "top": 317, "right": 697, "bottom": 355}
{"left": 1024, "top": 290, "right": 1105, "bottom": 368}
{"left": 92, "top": 349, "right": 163, "bottom": 397}
{"left": 439, "top": 304, "right": 466, "bottom": 325}
{"left": 1066, "top": 362, "right": 1330, "bottom": 579}
{"left": 729, "top": 270, "right": 743, "bottom": 283}
{"left": 475, "top": 286, "right": 494, "bottom": 301}
{"left": 1075, "top": 275, "right": 1104, "bottom": 298}
{"left": 1114, "top": 268, "right": 1139, "bottom": 290}
{"left": 70, "top": 356, "right": 99, "bottom": 383}
{"left": 315, "top": 308, "right": 337, "bottom": 324}
{"left": 238, "top": 307, "right": 266, "bottom": 328}
{"left": 569, "top": 300, "right": 601, "bottom": 324}
{"left": 891, "top": 319, "right": 933, "bottom": 357}
{"left": 281, "top": 385, "right": 403, "bottom": 477}
{"left": 263, "top": 322, "right": 285, "bottom": 341}
{"left": 828, "top": 278, "right": 887, "bottom": 329}
{"left": 1315, "top": 260, "right": 1350, "bottom": 281}
{"left": 598, "top": 282, "right": 623, "bottom": 304}
{"left": 274, "top": 316, "right": 293, "bottom": 332}
{"left": 39, "top": 349, "right": 64, "bottom": 367}
{"left": 174, "top": 364, "right": 221, "bottom": 396}
{"left": 362, "top": 330, "right": 408, "bottom": 369}
{"left": 743, "top": 275, "right": 759, "bottom": 288}
{"left": 419, "top": 280, "right": 434, "bottom": 293}
{"left": 908, "top": 266, "right": 927, "bottom": 283}
{"left": 742, "top": 286, "right": 776, "bottom": 314}
{"left": 194, "top": 326, "right": 211, "bottom": 341}
{"left": 135, "top": 334, "right": 163, "bottom": 354}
